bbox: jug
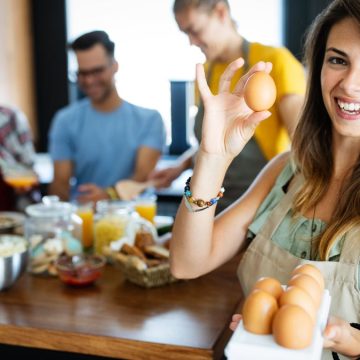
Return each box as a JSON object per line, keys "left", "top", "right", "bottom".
{"left": 25, "top": 195, "right": 83, "bottom": 275}
{"left": 94, "top": 199, "right": 158, "bottom": 256}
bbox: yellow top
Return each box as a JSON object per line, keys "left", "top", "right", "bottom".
{"left": 197, "top": 42, "right": 306, "bottom": 160}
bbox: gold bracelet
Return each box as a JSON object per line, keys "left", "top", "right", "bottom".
{"left": 105, "top": 186, "right": 118, "bottom": 200}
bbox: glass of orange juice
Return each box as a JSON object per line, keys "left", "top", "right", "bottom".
{"left": 3, "top": 168, "right": 38, "bottom": 188}
{"left": 76, "top": 202, "right": 94, "bottom": 250}
{"left": 134, "top": 193, "right": 157, "bottom": 224}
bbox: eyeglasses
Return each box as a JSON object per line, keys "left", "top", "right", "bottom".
{"left": 76, "top": 63, "right": 112, "bottom": 79}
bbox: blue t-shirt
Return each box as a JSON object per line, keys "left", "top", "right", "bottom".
{"left": 48, "top": 99, "right": 166, "bottom": 195}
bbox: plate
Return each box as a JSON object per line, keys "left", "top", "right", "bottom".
{"left": 154, "top": 215, "right": 174, "bottom": 229}
{"left": 154, "top": 215, "right": 174, "bottom": 235}
{"left": 0, "top": 211, "right": 26, "bottom": 233}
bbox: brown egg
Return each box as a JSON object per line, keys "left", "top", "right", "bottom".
{"left": 291, "top": 264, "right": 325, "bottom": 292}
{"left": 242, "top": 289, "right": 278, "bottom": 335}
{"left": 288, "top": 273, "right": 322, "bottom": 309}
{"left": 272, "top": 304, "right": 314, "bottom": 349}
{"left": 253, "top": 276, "right": 284, "bottom": 300}
{"left": 244, "top": 71, "right": 277, "bottom": 111}
{"left": 279, "top": 286, "right": 317, "bottom": 323}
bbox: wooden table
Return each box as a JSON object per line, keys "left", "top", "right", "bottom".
{"left": 0, "top": 255, "right": 243, "bottom": 360}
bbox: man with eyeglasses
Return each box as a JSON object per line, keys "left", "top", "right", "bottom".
{"left": 48, "top": 30, "right": 166, "bottom": 203}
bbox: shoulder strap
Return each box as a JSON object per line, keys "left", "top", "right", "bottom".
{"left": 206, "top": 37, "right": 250, "bottom": 86}
{"left": 241, "top": 38, "right": 250, "bottom": 72}
{"left": 338, "top": 225, "right": 360, "bottom": 264}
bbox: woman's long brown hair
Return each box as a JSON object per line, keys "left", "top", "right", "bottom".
{"left": 292, "top": 0, "right": 360, "bottom": 260}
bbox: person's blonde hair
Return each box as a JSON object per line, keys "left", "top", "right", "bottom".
{"left": 173, "top": 0, "right": 230, "bottom": 14}
{"left": 292, "top": 0, "right": 360, "bottom": 260}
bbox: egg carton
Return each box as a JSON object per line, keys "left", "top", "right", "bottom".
{"left": 225, "top": 289, "right": 331, "bottom": 360}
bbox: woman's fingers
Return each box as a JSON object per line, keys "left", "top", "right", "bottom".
{"left": 233, "top": 61, "right": 273, "bottom": 96}
{"left": 234, "top": 110, "right": 271, "bottom": 137}
{"left": 232, "top": 314, "right": 242, "bottom": 322}
{"left": 196, "top": 63, "right": 212, "bottom": 102}
{"left": 323, "top": 322, "right": 339, "bottom": 347}
{"left": 218, "top": 57, "right": 245, "bottom": 93}
{"left": 197, "top": 59, "right": 274, "bottom": 103}
{"left": 229, "top": 314, "right": 242, "bottom": 331}
{"left": 247, "top": 110, "right": 272, "bottom": 126}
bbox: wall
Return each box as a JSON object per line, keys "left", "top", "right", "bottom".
{"left": 0, "top": 0, "right": 37, "bottom": 142}
{"left": 284, "top": 0, "right": 332, "bottom": 60}
{"left": 31, "top": 0, "right": 68, "bottom": 152}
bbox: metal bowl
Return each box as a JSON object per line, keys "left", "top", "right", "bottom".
{"left": 0, "top": 235, "right": 29, "bottom": 291}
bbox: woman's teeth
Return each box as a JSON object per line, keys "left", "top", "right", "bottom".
{"left": 337, "top": 99, "right": 360, "bottom": 113}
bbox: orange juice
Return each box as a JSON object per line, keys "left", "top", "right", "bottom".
{"left": 77, "top": 207, "right": 94, "bottom": 249}
{"left": 94, "top": 216, "right": 127, "bottom": 255}
{"left": 4, "top": 175, "right": 38, "bottom": 188}
{"left": 135, "top": 202, "right": 157, "bottom": 223}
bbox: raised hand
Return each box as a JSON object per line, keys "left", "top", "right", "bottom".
{"left": 197, "top": 58, "right": 273, "bottom": 159}
{"left": 147, "top": 167, "right": 181, "bottom": 189}
{"left": 115, "top": 179, "right": 154, "bottom": 200}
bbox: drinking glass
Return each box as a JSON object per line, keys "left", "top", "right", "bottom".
{"left": 134, "top": 193, "right": 157, "bottom": 224}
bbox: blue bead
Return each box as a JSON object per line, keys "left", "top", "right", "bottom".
{"left": 210, "top": 199, "right": 217, "bottom": 204}
{"left": 185, "top": 190, "right": 192, "bottom": 197}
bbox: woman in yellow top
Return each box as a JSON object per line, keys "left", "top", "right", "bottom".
{"left": 149, "top": 0, "right": 306, "bottom": 212}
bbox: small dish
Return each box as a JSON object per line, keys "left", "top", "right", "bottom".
{"left": 154, "top": 215, "right": 174, "bottom": 236}
{"left": 0, "top": 212, "right": 26, "bottom": 234}
{"left": 55, "top": 254, "right": 106, "bottom": 287}
{"left": 154, "top": 215, "right": 173, "bottom": 229}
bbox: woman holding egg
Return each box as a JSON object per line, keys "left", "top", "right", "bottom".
{"left": 170, "top": 0, "right": 360, "bottom": 358}
{"left": 149, "top": 0, "right": 306, "bottom": 213}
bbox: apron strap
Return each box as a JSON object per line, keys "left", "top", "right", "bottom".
{"left": 338, "top": 226, "right": 360, "bottom": 264}
{"left": 256, "top": 174, "right": 303, "bottom": 240}
{"left": 241, "top": 38, "right": 250, "bottom": 73}
{"left": 205, "top": 37, "right": 250, "bottom": 94}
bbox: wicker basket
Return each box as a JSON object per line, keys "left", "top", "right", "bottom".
{"left": 116, "top": 257, "right": 178, "bottom": 288}
{"left": 118, "top": 261, "right": 178, "bottom": 288}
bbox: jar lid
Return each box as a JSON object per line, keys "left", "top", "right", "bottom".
{"left": 96, "top": 199, "right": 133, "bottom": 215}
{"left": 25, "top": 196, "right": 75, "bottom": 218}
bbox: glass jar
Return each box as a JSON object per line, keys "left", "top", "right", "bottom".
{"left": 24, "top": 195, "right": 83, "bottom": 275}
{"left": 94, "top": 200, "right": 133, "bottom": 255}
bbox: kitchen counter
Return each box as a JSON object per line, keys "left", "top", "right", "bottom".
{"left": 0, "top": 254, "right": 243, "bottom": 359}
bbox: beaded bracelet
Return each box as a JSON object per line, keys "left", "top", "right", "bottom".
{"left": 183, "top": 177, "right": 225, "bottom": 212}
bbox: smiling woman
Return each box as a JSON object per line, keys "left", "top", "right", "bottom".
{"left": 169, "top": 0, "right": 360, "bottom": 358}
{"left": 320, "top": 17, "right": 360, "bottom": 138}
